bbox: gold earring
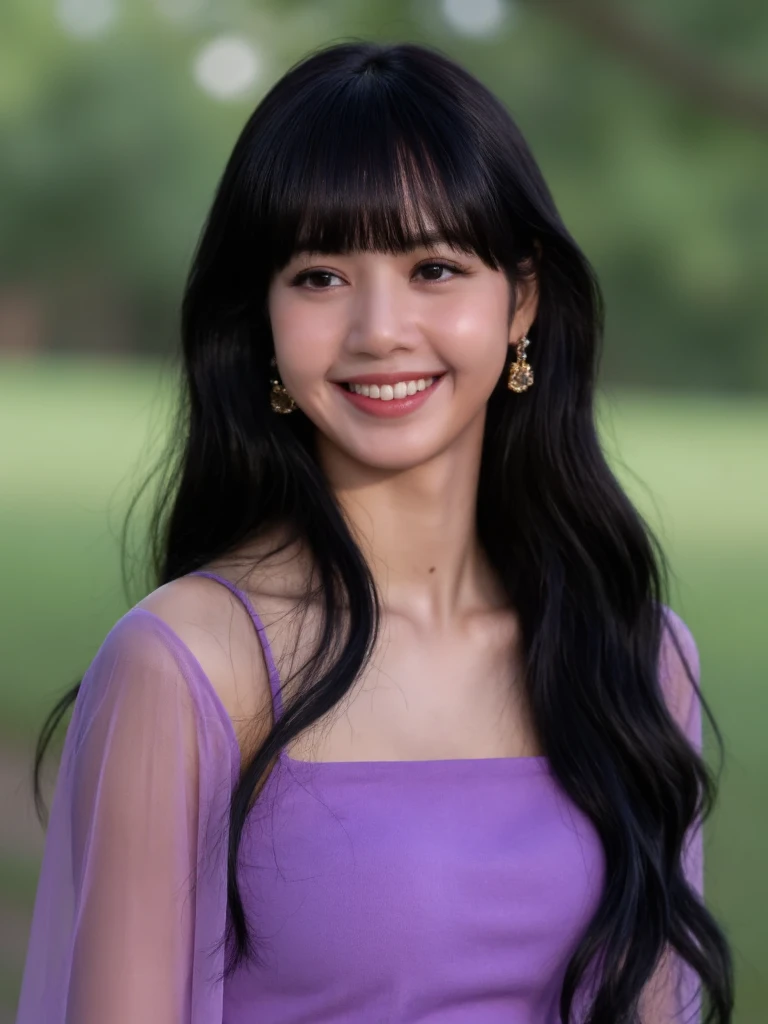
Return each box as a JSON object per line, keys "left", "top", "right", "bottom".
{"left": 507, "top": 335, "right": 534, "bottom": 393}
{"left": 269, "top": 356, "right": 297, "bottom": 414}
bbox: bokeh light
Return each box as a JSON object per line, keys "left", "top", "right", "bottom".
{"left": 56, "top": 0, "right": 119, "bottom": 39}
{"left": 440, "top": 0, "right": 509, "bottom": 38}
{"left": 192, "top": 35, "right": 263, "bottom": 100}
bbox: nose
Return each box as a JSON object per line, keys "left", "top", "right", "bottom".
{"left": 344, "top": 269, "right": 417, "bottom": 359}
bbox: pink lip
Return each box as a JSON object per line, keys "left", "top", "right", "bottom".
{"left": 333, "top": 376, "right": 444, "bottom": 418}
{"left": 333, "top": 371, "right": 446, "bottom": 386}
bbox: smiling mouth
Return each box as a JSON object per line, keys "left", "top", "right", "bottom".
{"left": 340, "top": 375, "right": 441, "bottom": 400}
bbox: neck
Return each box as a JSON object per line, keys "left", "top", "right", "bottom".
{"left": 316, "top": 420, "right": 504, "bottom": 626}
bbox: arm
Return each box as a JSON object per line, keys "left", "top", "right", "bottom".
{"left": 639, "top": 606, "right": 704, "bottom": 1024}
{"left": 15, "top": 609, "right": 239, "bottom": 1024}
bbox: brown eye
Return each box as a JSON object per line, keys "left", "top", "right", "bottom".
{"left": 415, "top": 261, "right": 464, "bottom": 283}
{"left": 293, "top": 270, "right": 342, "bottom": 289}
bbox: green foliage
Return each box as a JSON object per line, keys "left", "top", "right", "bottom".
{"left": 0, "top": 1, "right": 766, "bottom": 386}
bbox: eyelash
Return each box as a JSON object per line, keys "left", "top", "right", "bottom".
{"left": 291, "top": 261, "right": 466, "bottom": 290}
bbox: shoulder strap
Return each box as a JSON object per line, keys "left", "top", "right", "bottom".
{"left": 187, "top": 570, "right": 284, "bottom": 722}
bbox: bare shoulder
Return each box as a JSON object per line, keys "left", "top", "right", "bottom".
{"left": 136, "top": 571, "right": 276, "bottom": 758}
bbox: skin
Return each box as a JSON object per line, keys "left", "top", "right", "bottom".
{"left": 267, "top": 229, "right": 539, "bottom": 629}
{"left": 143, "top": 214, "right": 544, "bottom": 763}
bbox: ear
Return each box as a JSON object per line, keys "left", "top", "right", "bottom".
{"left": 508, "top": 257, "right": 539, "bottom": 346}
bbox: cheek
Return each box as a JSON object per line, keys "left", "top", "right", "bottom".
{"left": 268, "top": 294, "right": 339, "bottom": 385}
{"left": 434, "top": 294, "right": 510, "bottom": 379}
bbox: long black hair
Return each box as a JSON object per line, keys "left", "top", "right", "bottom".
{"left": 34, "top": 40, "right": 733, "bottom": 1023}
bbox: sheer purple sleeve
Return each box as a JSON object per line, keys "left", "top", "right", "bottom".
{"left": 663, "top": 607, "right": 705, "bottom": 905}
{"left": 15, "top": 608, "right": 240, "bottom": 1024}
{"left": 640, "top": 605, "right": 705, "bottom": 1024}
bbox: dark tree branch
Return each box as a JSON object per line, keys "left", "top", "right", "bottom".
{"left": 526, "top": 0, "right": 768, "bottom": 133}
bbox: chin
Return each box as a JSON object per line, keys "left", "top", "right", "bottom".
{"left": 338, "top": 440, "right": 444, "bottom": 474}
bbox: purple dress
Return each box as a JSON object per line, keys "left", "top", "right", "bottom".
{"left": 15, "top": 570, "right": 703, "bottom": 1023}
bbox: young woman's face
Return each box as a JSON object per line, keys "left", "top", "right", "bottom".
{"left": 267, "top": 229, "right": 538, "bottom": 473}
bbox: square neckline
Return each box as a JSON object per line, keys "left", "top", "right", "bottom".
{"left": 186, "top": 570, "right": 551, "bottom": 774}
{"left": 280, "top": 748, "right": 550, "bottom": 774}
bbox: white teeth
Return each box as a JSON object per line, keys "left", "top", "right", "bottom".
{"left": 349, "top": 377, "right": 437, "bottom": 399}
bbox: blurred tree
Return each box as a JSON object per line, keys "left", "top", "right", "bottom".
{"left": 0, "top": 0, "right": 765, "bottom": 389}
{"left": 532, "top": 0, "right": 768, "bottom": 132}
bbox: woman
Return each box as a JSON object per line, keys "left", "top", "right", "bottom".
{"left": 18, "top": 41, "right": 732, "bottom": 1024}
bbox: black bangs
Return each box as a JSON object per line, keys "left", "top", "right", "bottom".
{"left": 249, "top": 58, "right": 512, "bottom": 274}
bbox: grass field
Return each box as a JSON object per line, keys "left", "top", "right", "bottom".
{"left": 1, "top": 358, "right": 766, "bottom": 1020}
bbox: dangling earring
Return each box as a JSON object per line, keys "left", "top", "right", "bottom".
{"left": 507, "top": 335, "right": 534, "bottom": 393}
{"left": 269, "top": 356, "right": 297, "bottom": 414}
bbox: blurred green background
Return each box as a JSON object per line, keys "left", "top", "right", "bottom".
{"left": 1, "top": 1, "right": 766, "bottom": 1020}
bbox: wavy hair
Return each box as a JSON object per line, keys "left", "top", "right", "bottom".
{"left": 35, "top": 40, "right": 733, "bottom": 1023}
